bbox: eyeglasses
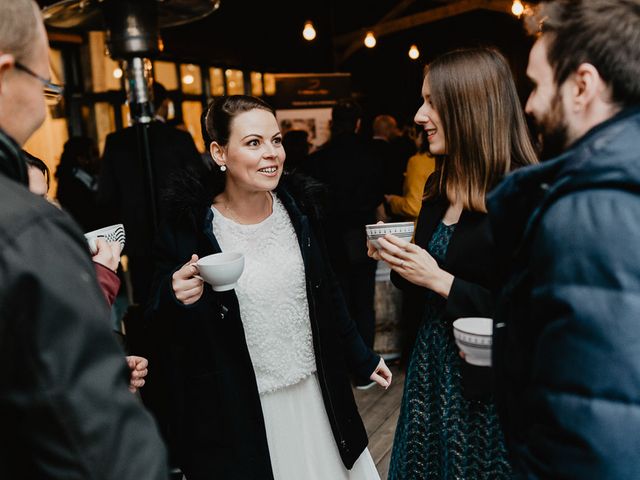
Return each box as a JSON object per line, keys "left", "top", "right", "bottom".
{"left": 14, "top": 61, "right": 64, "bottom": 103}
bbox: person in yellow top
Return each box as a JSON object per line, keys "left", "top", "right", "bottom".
{"left": 384, "top": 131, "right": 435, "bottom": 222}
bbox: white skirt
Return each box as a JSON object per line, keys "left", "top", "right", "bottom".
{"left": 260, "top": 373, "right": 380, "bottom": 480}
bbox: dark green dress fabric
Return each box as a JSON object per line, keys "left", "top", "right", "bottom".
{"left": 388, "top": 222, "right": 510, "bottom": 479}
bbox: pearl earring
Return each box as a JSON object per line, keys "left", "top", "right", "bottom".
{"left": 220, "top": 164, "right": 227, "bottom": 172}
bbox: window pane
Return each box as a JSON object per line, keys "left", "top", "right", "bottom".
{"left": 180, "top": 64, "right": 202, "bottom": 95}
{"left": 225, "top": 69, "right": 244, "bottom": 95}
{"left": 94, "top": 102, "right": 116, "bottom": 155}
{"left": 154, "top": 61, "right": 178, "bottom": 90}
{"left": 263, "top": 73, "right": 276, "bottom": 96}
{"left": 182, "top": 101, "right": 205, "bottom": 152}
{"left": 250, "top": 72, "right": 263, "bottom": 96}
{"left": 88, "top": 31, "right": 123, "bottom": 92}
{"left": 209, "top": 67, "right": 225, "bottom": 96}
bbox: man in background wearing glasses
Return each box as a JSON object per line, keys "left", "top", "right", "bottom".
{"left": 0, "top": 1, "right": 168, "bottom": 478}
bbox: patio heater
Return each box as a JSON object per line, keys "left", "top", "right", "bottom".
{"left": 42, "top": 0, "right": 221, "bottom": 230}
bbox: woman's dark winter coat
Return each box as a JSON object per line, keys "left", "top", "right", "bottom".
{"left": 148, "top": 172, "right": 379, "bottom": 480}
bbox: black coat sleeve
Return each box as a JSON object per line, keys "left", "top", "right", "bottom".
{"left": 444, "top": 277, "right": 493, "bottom": 321}
{"left": 149, "top": 220, "right": 201, "bottom": 318}
{"left": 326, "top": 267, "right": 380, "bottom": 380}
{"left": 311, "top": 216, "right": 380, "bottom": 380}
{"left": 0, "top": 207, "right": 167, "bottom": 479}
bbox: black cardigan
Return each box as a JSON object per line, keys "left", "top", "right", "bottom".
{"left": 391, "top": 194, "right": 497, "bottom": 396}
{"left": 148, "top": 175, "right": 379, "bottom": 479}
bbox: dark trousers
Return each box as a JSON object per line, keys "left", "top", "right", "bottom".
{"left": 335, "top": 259, "right": 377, "bottom": 352}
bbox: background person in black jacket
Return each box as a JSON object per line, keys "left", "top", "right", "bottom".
{"left": 305, "top": 100, "right": 385, "bottom": 385}
{"left": 488, "top": 1, "right": 640, "bottom": 478}
{"left": 369, "top": 48, "right": 538, "bottom": 479}
{"left": 98, "top": 81, "right": 205, "bottom": 307}
{"left": 149, "top": 95, "right": 391, "bottom": 480}
{"left": 0, "top": 1, "right": 167, "bottom": 478}
{"left": 55, "top": 135, "right": 105, "bottom": 232}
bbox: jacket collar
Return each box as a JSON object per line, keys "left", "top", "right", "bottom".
{"left": 0, "top": 128, "right": 28, "bottom": 186}
{"left": 488, "top": 105, "right": 640, "bottom": 259}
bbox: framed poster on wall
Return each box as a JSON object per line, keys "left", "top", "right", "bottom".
{"left": 275, "top": 107, "right": 332, "bottom": 152}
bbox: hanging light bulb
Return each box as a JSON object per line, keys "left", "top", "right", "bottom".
{"left": 364, "top": 31, "right": 376, "bottom": 48}
{"left": 408, "top": 44, "right": 420, "bottom": 60}
{"left": 511, "top": 0, "right": 525, "bottom": 17}
{"left": 182, "top": 74, "right": 195, "bottom": 85}
{"left": 303, "top": 20, "right": 316, "bottom": 41}
{"left": 113, "top": 67, "right": 123, "bottom": 79}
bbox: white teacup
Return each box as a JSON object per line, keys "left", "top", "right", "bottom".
{"left": 365, "top": 221, "right": 415, "bottom": 249}
{"left": 453, "top": 317, "right": 493, "bottom": 367}
{"left": 195, "top": 252, "right": 245, "bottom": 292}
{"left": 84, "top": 223, "right": 126, "bottom": 255}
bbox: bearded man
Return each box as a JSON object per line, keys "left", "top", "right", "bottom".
{"left": 487, "top": 0, "right": 640, "bottom": 478}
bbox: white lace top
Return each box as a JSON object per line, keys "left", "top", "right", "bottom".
{"left": 211, "top": 194, "right": 316, "bottom": 394}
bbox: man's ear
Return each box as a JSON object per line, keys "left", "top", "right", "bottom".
{"left": 572, "top": 63, "right": 605, "bottom": 112}
{"left": 0, "top": 54, "right": 16, "bottom": 95}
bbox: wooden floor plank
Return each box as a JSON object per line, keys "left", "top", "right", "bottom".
{"left": 368, "top": 406, "right": 400, "bottom": 463}
{"left": 354, "top": 364, "right": 405, "bottom": 479}
{"left": 376, "top": 448, "right": 393, "bottom": 480}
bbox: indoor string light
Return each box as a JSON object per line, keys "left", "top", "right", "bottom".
{"left": 408, "top": 44, "right": 420, "bottom": 60}
{"left": 302, "top": 20, "right": 316, "bottom": 41}
{"left": 364, "top": 31, "right": 376, "bottom": 48}
{"left": 511, "top": 0, "right": 525, "bottom": 17}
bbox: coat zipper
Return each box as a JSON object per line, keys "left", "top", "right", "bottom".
{"left": 304, "top": 233, "right": 348, "bottom": 454}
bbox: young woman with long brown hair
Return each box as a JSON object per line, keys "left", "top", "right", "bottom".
{"left": 369, "top": 47, "right": 538, "bottom": 478}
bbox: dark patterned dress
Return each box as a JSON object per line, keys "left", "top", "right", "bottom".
{"left": 388, "top": 222, "right": 510, "bottom": 480}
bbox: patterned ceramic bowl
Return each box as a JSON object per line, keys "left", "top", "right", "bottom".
{"left": 365, "top": 222, "right": 415, "bottom": 249}
{"left": 453, "top": 317, "right": 493, "bottom": 367}
{"left": 84, "top": 223, "right": 126, "bottom": 255}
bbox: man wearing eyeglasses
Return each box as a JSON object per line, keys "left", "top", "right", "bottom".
{"left": 0, "top": 1, "right": 168, "bottom": 478}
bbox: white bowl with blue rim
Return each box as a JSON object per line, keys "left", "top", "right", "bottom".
{"left": 453, "top": 317, "right": 493, "bottom": 367}
{"left": 365, "top": 221, "right": 415, "bottom": 249}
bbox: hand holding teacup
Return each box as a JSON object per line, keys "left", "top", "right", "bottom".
{"left": 92, "top": 237, "right": 123, "bottom": 272}
{"left": 376, "top": 234, "right": 454, "bottom": 298}
{"left": 172, "top": 254, "right": 204, "bottom": 305}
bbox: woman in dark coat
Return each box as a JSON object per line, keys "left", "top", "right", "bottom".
{"left": 369, "top": 48, "right": 538, "bottom": 479}
{"left": 148, "top": 95, "right": 392, "bottom": 480}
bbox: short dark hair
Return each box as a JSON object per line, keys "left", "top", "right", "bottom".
{"left": 331, "top": 98, "right": 362, "bottom": 137}
{"left": 526, "top": 0, "right": 640, "bottom": 108}
{"left": 152, "top": 82, "right": 168, "bottom": 109}
{"left": 202, "top": 95, "right": 276, "bottom": 198}
{"left": 23, "top": 150, "right": 50, "bottom": 188}
{"left": 204, "top": 95, "right": 275, "bottom": 146}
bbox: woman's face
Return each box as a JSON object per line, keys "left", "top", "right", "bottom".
{"left": 214, "top": 108, "right": 286, "bottom": 194}
{"left": 414, "top": 75, "right": 446, "bottom": 155}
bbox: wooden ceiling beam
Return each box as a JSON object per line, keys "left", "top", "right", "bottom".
{"left": 336, "top": 0, "right": 513, "bottom": 64}
{"left": 377, "top": 0, "right": 417, "bottom": 25}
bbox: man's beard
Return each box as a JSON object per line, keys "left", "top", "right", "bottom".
{"left": 532, "top": 92, "right": 569, "bottom": 161}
